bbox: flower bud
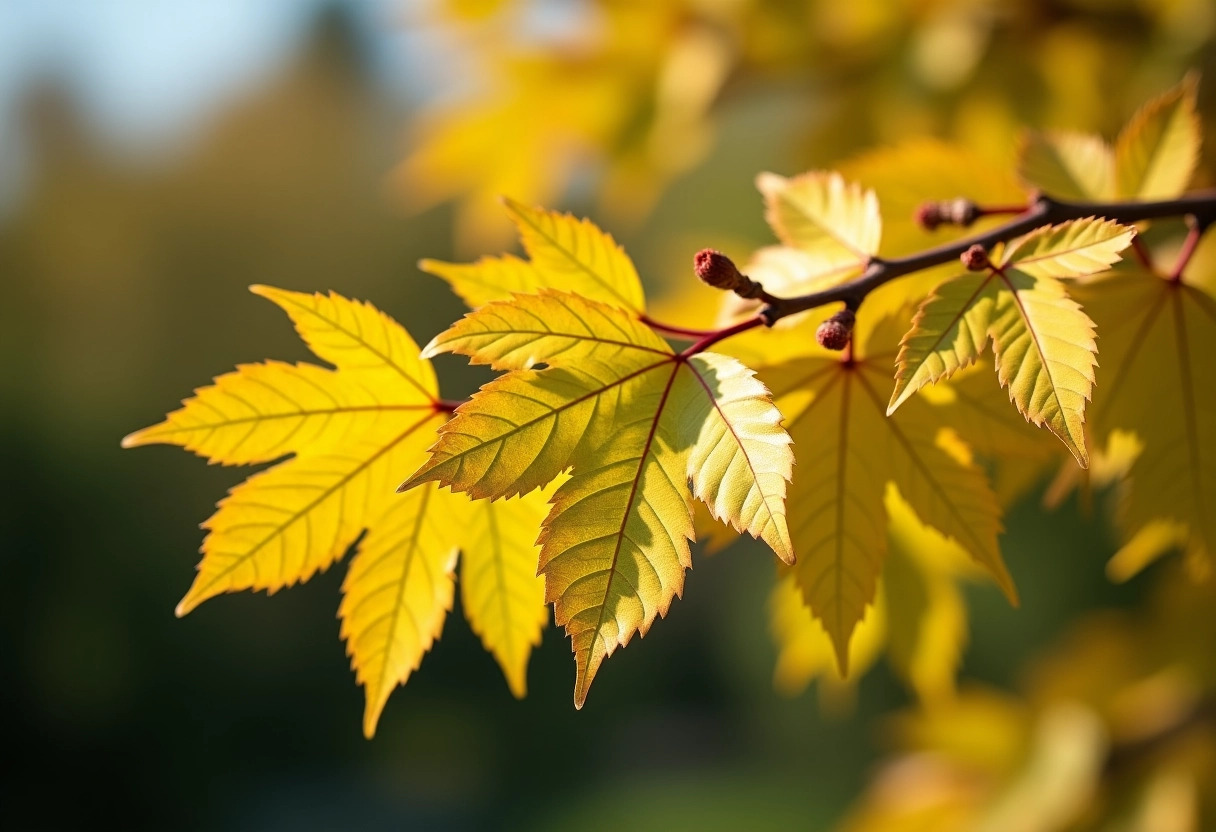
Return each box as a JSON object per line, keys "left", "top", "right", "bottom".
{"left": 816, "top": 309, "right": 855, "bottom": 351}
{"left": 960, "top": 244, "right": 990, "bottom": 272}
{"left": 695, "top": 249, "right": 744, "bottom": 290}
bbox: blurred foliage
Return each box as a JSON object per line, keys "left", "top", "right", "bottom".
{"left": 400, "top": 0, "right": 1216, "bottom": 249}
{"left": 840, "top": 565, "right": 1216, "bottom": 832}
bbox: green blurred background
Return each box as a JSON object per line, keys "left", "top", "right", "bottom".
{"left": 1, "top": 1, "right": 1212, "bottom": 829}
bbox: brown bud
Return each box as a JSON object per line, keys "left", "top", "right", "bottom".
{"left": 915, "top": 198, "right": 980, "bottom": 230}
{"left": 695, "top": 249, "right": 743, "bottom": 290}
{"left": 960, "top": 244, "right": 990, "bottom": 271}
{"left": 816, "top": 309, "right": 855, "bottom": 351}
{"left": 914, "top": 202, "right": 943, "bottom": 231}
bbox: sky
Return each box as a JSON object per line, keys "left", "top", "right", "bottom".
{"left": 0, "top": 0, "right": 442, "bottom": 211}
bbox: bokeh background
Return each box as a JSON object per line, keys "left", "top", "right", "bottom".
{"left": 3, "top": 1, "right": 1215, "bottom": 829}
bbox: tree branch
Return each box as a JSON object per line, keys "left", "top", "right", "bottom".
{"left": 758, "top": 190, "right": 1216, "bottom": 325}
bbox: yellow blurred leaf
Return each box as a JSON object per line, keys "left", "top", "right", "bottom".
{"left": 1074, "top": 270, "right": 1216, "bottom": 571}
{"left": 751, "top": 312, "right": 1015, "bottom": 669}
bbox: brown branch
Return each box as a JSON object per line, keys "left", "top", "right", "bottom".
{"left": 757, "top": 190, "right": 1216, "bottom": 326}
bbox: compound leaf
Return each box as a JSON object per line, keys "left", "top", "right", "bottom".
{"left": 889, "top": 219, "right": 1133, "bottom": 465}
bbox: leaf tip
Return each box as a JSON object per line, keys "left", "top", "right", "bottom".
{"left": 419, "top": 336, "right": 443, "bottom": 360}
{"left": 120, "top": 429, "right": 147, "bottom": 449}
{"left": 362, "top": 699, "right": 385, "bottom": 739}
{"left": 507, "top": 673, "right": 527, "bottom": 700}
{"left": 886, "top": 384, "right": 913, "bottom": 417}
{"left": 831, "top": 635, "right": 851, "bottom": 679}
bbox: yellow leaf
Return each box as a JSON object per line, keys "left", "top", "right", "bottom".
{"left": 418, "top": 254, "right": 544, "bottom": 311}
{"left": 999, "top": 218, "right": 1135, "bottom": 281}
{"left": 889, "top": 219, "right": 1132, "bottom": 465}
{"left": 1114, "top": 74, "right": 1201, "bottom": 200}
{"left": 755, "top": 313, "right": 1014, "bottom": 670}
{"left": 757, "top": 170, "right": 881, "bottom": 276}
{"left": 538, "top": 369, "right": 694, "bottom": 707}
{"left": 1074, "top": 270, "right": 1216, "bottom": 571}
{"left": 504, "top": 198, "right": 646, "bottom": 313}
{"left": 405, "top": 291, "right": 795, "bottom": 703}
{"left": 402, "top": 359, "right": 666, "bottom": 501}
{"left": 423, "top": 289, "right": 670, "bottom": 371}
{"left": 126, "top": 288, "right": 554, "bottom": 734}
{"left": 422, "top": 200, "right": 647, "bottom": 314}
{"left": 675, "top": 353, "right": 795, "bottom": 565}
{"left": 121, "top": 360, "right": 433, "bottom": 466}
{"left": 770, "top": 571, "right": 886, "bottom": 699}
{"left": 457, "top": 488, "right": 552, "bottom": 699}
{"left": 339, "top": 481, "right": 460, "bottom": 738}
{"left": 1016, "top": 130, "right": 1113, "bottom": 200}
{"left": 124, "top": 288, "right": 445, "bottom": 614}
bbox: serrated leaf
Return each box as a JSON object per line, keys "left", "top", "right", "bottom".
{"left": 126, "top": 288, "right": 554, "bottom": 734}
{"left": 423, "top": 201, "right": 647, "bottom": 314}
{"left": 401, "top": 359, "right": 664, "bottom": 501}
{"left": 121, "top": 360, "right": 434, "bottom": 466}
{"left": 1016, "top": 130, "right": 1113, "bottom": 200}
{"left": 405, "top": 292, "right": 794, "bottom": 703}
{"left": 771, "top": 487, "right": 971, "bottom": 705}
{"left": 423, "top": 289, "right": 670, "bottom": 371}
{"left": 889, "top": 219, "right": 1132, "bottom": 465}
{"left": 1114, "top": 74, "right": 1201, "bottom": 200}
{"left": 675, "top": 353, "right": 794, "bottom": 564}
{"left": 538, "top": 364, "right": 694, "bottom": 707}
{"left": 756, "top": 314, "right": 1014, "bottom": 670}
{"left": 770, "top": 571, "right": 885, "bottom": 700}
{"left": 1074, "top": 270, "right": 1216, "bottom": 575}
{"left": 999, "top": 218, "right": 1135, "bottom": 281}
{"left": 757, "top": 171, "right": 881, "bottom": 270}
{"left": 419, "top": 254, "right": 544, "bottom": 311}
{"left": 458, "top": 489, "right": 552, "bottom": 698}
{"left": 339, "top": 481, "right": 460, "bottom": 737}
{"left": 504, "top": 197, "right": 646, "bottom": 313}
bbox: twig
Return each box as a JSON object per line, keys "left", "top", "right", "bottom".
{"left": 757, "top": 190, "right": 1216, "bottom": 325}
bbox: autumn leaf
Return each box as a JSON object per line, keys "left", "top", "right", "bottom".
{"left": 404, "top": 289, "right": 794, "bottom": 705}
{"left": 1073, "top": 269, "right": 1216, "bottom": 578}
{"left": 124, "top": 287, "right": 551, "bottom": 735}
{"left": 756, "top": 170, "right": 881, "bottom": 287}
{"left": 772, "top": 487, "right": 972, "bottom": 706}
{"left": 1113, "top": 73, "right": 1201, "bottom": 200}
{"left": 1018, "top": 75, "right": 1200, "bottom": 202}
{"left": 888, "top": 218, "right": 1134, "bottom": 465}
{"left": 421, "top": 198, "right": 646, "bottom": 313}
{"left": 1017, "top": 130, "right": 1115, "bottom": 201}
{"left": 748, "top": 312, "right": 1015, "bottom": 669}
